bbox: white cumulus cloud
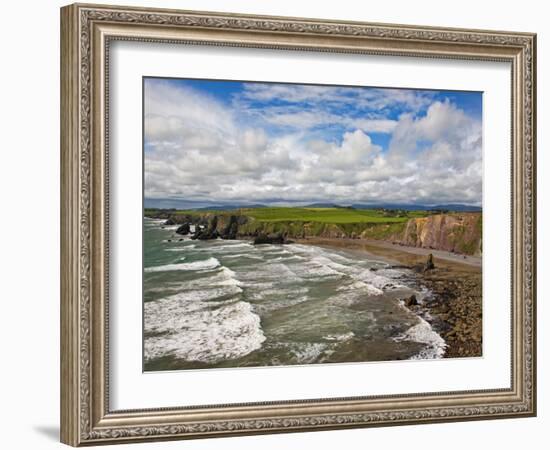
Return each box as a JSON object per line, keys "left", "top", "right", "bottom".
{"left": 144, "top": 79, "right": 482, "bottom": 206}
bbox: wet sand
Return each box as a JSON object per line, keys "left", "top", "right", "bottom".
{"left": 296, "top": 238, "right": 482, "bottom": 358}
{"left": 296, "top": 237, "right": 481, "bottom": 269}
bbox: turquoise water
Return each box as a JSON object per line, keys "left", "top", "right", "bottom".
{"left": 143, "top": 218, "right": 445, "bottom": 371}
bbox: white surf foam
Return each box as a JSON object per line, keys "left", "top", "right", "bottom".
{"left": 254, "top": 295, "right": 310, "bottom": 315}
{"left": 158, "top": 266, "right": 240, "bottom": 291}
{"left": 248, "top": 286, "right": 310, "bottom": 314}
{"left": 144, "top": 296, "right": 265, "bottom": 363}
{"left": 393, "top": 316, "right": 447, "bottom": 359}
{"left": 323, "top": 331, "right": 355, "bottom": 342}
{"left": 288, "top": 259, "right": 345, "bottom": 279}
{"left": 356, "top": 269, "right": 406, "bottom": 290}
{"left": 237, "top": 262, "right": 302, "bottom": 283}
{"left": 165, "top": 245, "right": 196, "bottom": 251}
{"left": 218, "top": 266, "right": 237, "bottom": 278}
{"left": 145, "top": 257, "right": 220, "bottom": 272}
{"left": 287, "top": 245, "right": 409, "bottom": 291}
{"left": 208, "top": 242, "right": 253, "bottom": 252}
{"left": 336, "top": 280, "right": 383, "bottom": 296}
{"left": 261, "top": 249, "right": 291, "bottom": 256}
{"left": 151, "top": 284, "right": 243, "bottom": 304}
{"left": 222, "top": 253, "right": 264, "bottom": 260}
{"left": 290, "top": 342, "right": 328, "bottom": 363}
{"left": 327, "top": 291, "right": 372, "bottom": 307}
{"left": 249, "top": 286, "right": 309, "bottom": 300}
{"left": 270, "top": 255, "right": 306, "bottom": 262}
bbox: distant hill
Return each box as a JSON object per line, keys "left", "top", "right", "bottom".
{"left": 194, "top": 203, "right": 267, "bottom": 211}
{"left": 351, "top": 203, "right": 481, "bottom": 212}
{"left": 303, "top": 202, "right": 346, "bottom": 208}
{"left": 144, "top": 198, "right": 268, "bottom": 211}
{"left": 145, "top": 198, "right": 481, "bottom": 213}
{"left": 429, "top": 204, "right": 482, "bottom": 212}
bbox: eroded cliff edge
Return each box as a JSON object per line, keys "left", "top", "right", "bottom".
{"left": 149, "top": 211, "right": 482, "bottom": 257}
{"left": 393, "top": 214, "right": 482, "bottom": 256}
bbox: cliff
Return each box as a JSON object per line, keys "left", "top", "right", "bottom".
{"left": 392, "top": 213, "right": 482, "bottom": 256}
{"left": 146, "top": 210, "right": 482, "bottom": 256}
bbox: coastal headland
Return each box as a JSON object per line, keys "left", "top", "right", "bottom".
{"left": 146, "top": 206, "right": 482, "bottom": 359}
{"left": 147, "top": 207, "right": 482, "bottom": 256}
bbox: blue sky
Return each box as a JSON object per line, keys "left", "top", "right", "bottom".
{"left": 144, "top": 77, "right": 482, "bottom": 207}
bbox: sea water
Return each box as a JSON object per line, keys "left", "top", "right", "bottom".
{"left": 143, "top": 218, "right": 445, "bottom": 371}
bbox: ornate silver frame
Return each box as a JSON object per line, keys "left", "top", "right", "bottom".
{"left": 60, "top": 3, "right": 536, "bottom": 446}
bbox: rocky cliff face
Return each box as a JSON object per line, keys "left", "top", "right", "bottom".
{"left": 392, "top": 213, "right": 482, "bottom": 256}
{"left": 148, "top": 211, "right": 482, "bottom": 256}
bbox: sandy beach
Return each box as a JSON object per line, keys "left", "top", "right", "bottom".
{"left": 297, "top": 238, "right": 483, "bottom": 358}
{"left": 296, "top": 237, "right": 481, "bottom": 269}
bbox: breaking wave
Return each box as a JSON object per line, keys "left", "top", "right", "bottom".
{"left": 145, "top": 257, "right": 220, "bottom": 272}
{"left": 145, "top": 296, "right": 265, "bottom": 363}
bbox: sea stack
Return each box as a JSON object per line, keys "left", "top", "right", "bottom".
{"left": 424, "top": 253, "right": 435, "bottom": 271}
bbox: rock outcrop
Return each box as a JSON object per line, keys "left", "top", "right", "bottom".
{"left": 425, "top": 253, "right": 435, "bottom": 271}
{"left": 253, "top": 233, "right": 287, "bottom": 245}
{"left": 175, "top": 223, "right": 190, "bottom": 235}
{"left": 393, "top": 214, "right": 482, "bottom": 256}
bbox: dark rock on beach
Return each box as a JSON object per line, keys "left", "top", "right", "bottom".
{"left": 424, "top": 253, "right": 435, "bottom": 271}
{"left": 411, "top": 253, "right": 436, "bottom": 273}
{"left": 416, "top": 265, "right": 482, "bottom": 358}
{"left": 404, "top": 294, "right": 418, "bottom": 307}
{"left": 163, "top": 218, "right": 176, "bottom": 226}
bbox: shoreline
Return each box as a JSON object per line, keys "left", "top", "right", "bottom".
{"left": 294, "top": 237, "right": 481, "bottom": 269}
{"left": 146, "top": 222, "right": 482, "bottom": 360}
{"left": 296, "top": 237, "right": 482, "bottom": 359}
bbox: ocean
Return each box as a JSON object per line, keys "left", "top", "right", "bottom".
{"left": 143, "top": 218, "right": 445, "bottom": 371}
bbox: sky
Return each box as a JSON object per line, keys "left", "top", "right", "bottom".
{"left": 144, "top": 77, "right": 482, "bottom": 208}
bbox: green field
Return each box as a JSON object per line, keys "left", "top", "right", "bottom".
{"left": 240, "top": 207, "right": 428, "bottom": 224}
{"left": 145, "top": 207, "right": 431, "bottom": 224}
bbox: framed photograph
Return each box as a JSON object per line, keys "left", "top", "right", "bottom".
{"left": 60, "top": 3, "right": 536, "bottom": 446}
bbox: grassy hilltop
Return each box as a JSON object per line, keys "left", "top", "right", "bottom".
{"left": 146, "top": 206, "right": 427, "bottom": 223}
{"left": 145, "top": 206, "right": 427, "bottom": 239}
{"left": 145, "top": 206, "right": 482, "bottom": 255}
{"left": 239, "top": 207, "right": 428, "bottom": 223}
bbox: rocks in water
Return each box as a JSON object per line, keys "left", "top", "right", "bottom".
{"left": 191, "top": 228, "right": 218, "bottom": 240}
{"left": 163, "top": 218, "right": 175, "bottom": 226}
{"left": 191, "top": 217, "right": 220, "bottom": 240}
{"left": 424, "top": 253, "right": 435, "bottom": 271}
{"left": 190, "top": 228, "right": 201, "bottom": 240}
{"left": 253, "top": 233, "right": 287, "bottom": 245}
{"left": 175, "top": 223, "right": 190, "bottom": 235}
{"left": 197, "top": 230, "right": 219, "bottom": 240}
{"left": 404, "top": 294, "right": 418, "bottom": 307}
